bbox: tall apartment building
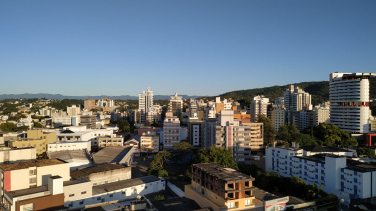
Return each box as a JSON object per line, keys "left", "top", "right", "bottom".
{"left": 84, "top": 99, "right": 96, "bottom": 111}
{"left": 329, "top": 72, "right": 375, "bottom": 133}
{"left": 242, "top": 122, "right": 264, "bottom": 152}
{"left": 139, "top": 87, "right": 154, "bottom": 123}
{"left": 209, "top": 111, "right": 264, "bottom": 163}
{"left": 188, "top": 117, "right": 204, "bottom": 148}
{"left": 169, "top": 92, "right": 183, "bottom": 116}
{"left": 284, "top": 85, "right": 312, "bottom": 111}
{"left": 270, "top": 107, "right": 286, "bottom": 132}
{"left": 146, "top": 105, "right": 162, "bottom": 123}
{"left": 163, "top": 112, "right": 180, "bottom": 150}
{"left": 185, "top": 163, "right": 256, "bottom": 211}
{"left": 250, "top": 95, "right": 270, "bottom": 122}
{"left": 67, "top": 105, "right": 81, "bottom": 116}
{"left": 140, "top": 131, "right": 160, "bottom": 154}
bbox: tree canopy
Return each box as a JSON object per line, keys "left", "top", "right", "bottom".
{"left": 193, "top": 146, "right": 238, "bottom": 170}
{"left": 147, "top": 151, "right": 171, "bottom": 177}
{"left": 357, "top": 148, "right": 375, "bottom": 158}
{"left": 305, "top": 122, "right": 358, "bottom": 147}
{"left": 257, "top": 114, "right": 276, "bottom": 146}
{"left": 0, "top": 122, "right": 16, "bottom": 132}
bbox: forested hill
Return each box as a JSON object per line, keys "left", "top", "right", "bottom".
{"left": 217, "top": 77, "right": 376, "bottom": 108}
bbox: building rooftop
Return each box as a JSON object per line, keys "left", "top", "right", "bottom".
{"left": 251, "top": 187, "right": 278, "bottom": 201}
{"left": 193, "top": 163, "right": 255, "bottom": 182}
{"left": 125, "top": 135, "right": 141, "bottom": 143}
{"left": 92, "top": 146, "right": 132, "bottom": 165}
{"left": 7, "top": 178, "right": 88, "bottom": 197}
{"left": 70, "top": 163, "right": 128, "bottom": 180}
{"left": 48, "top": 150, "right": 90, "bottom": 161}
{"left": 0, "top": 159, "right": 65, "bottom": 171}
{"left": 300, "top": 146, "right": 351, "bottom": 153}
{"left": 344, "top": 164, "right": 376, "bottom": 173}
{"left": 92, "top": 175, "right": 159, "bottom": 195}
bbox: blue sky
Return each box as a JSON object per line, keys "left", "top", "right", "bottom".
{"left": 1, "top": 0, "right": 375, "bottom": 96}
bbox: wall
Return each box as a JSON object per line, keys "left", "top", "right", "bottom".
{"left": 63, "top": 181, "right": 93, "bottom": 202}
{"left": 185, "top": 184, "right": 228, "bottom": 211}
{"left": 47, "top": 141, "right": 91, "bottom": 152}
{"left": 14, "top": 193, "right": 64, "bottom": 211}
{"left": 36, "top": 163, "right": 70, "bottom": 186}
{"left": 8, "top": 169, "right": 29, "bottom": 191}
{"left": 66, "top": 179, "right": 165, "bottom": 209}
{"left": 89, "top": 167, "right": 131, "bottom": 186}
{"left": 0, "top": 148, "right": 36, "bottom": 164}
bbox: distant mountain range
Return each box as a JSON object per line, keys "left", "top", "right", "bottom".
{"left": 2, "top": 78, "right": 376, "bottom": 104}
{"left": 0, "top": 93, "right": 207, "bottom": 100}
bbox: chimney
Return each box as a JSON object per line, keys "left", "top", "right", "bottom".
{"left": 48, "top": 176, "right": 63, "bottom": 195}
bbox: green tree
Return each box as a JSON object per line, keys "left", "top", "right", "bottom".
{"left": 357, "top": 148, "right": 376, "bottom": 158}
{"left": 173, "top": 141, "right": 193, "bottom": 164}
{"left": 293, "top": 134, "right": 317, "bottom": 147}
{"left": 257, "top": 114, "right": 276, "bottom": 146}
{"left": 193, "top": 146, "right": 238, "bottom": 170}
{"left": 33, "top": 121, "right": 43, "bottom": 128}
{"left": 147, "top": 151, "right": 171, "bottom": 176}
{"left": 309, "top": 123, "right": 358, "bottom": 147}
{"left": 0, "top": 122, "right": 16, "bottom": 131}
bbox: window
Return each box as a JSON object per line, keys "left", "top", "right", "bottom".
{"left": 245, "top": 199, "right": 251, "bottom": 206}
{"left": 97, "top": 197, "right": 101, "bottom": 200}
{"left": 81, "top": 191, "right": 86, "bottom": 195}
{"left": 109, "top": 194, "right": 113, "bottom": 197}
{"left": 122, "top": 191, "right": 125, "bottom": 195}
{"left": 228, "top": 202, "right": 234, "bottom": 208}
{"left": 69, "top": 203, "right": 73, "bottom": 207}
{"left": 69, "top": 194, "right": 74, "bottom": 197}
{"left": 79, "top": 201, "right": 84, "bottom": 205}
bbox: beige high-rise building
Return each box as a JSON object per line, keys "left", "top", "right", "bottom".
{"left": 283, "top": 85, "right": 311, "bottom": 111}
{"left": 67, "top": 105, "right": 81, "bottom": 116}
{"left": 169, "top": 92, "right": 183, "bottom": 116}
{"left": 140, "top": 131, "right": 160, "bottom": 154}
{"left": 163, "top": 112, "right": 180, "bottom": 150}
{"left": 250, "top": 95, "right": 270, "bottom": 122}
{"left": 84, "top": 99, "right": 96, "bottom": 111}
{"left": 270, "top": 107, "right": 286, "bottom": 131}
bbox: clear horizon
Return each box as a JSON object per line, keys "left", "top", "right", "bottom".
{"left": 1, "top": 1, "right": 375, "bottom": 96}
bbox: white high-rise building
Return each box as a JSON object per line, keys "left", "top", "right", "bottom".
{"left": 284, "top": 85, "right": 311, "bottom": 111}
{"left": 96, "top": 98, "right": 114, "bottom": 108}
{"left": 329, "top": 72, "right": 375, "bottom": 133}
{"left": 138, "top": 87, "right": 154, "bottom": 123}
{"left": 250, "top": 95, "right": 270, "bottom": 122}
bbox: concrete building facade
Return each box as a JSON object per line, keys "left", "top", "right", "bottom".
{"left": 163, "top": 112, "right": 180, "bottom": 150}
{"left": 186, "top": 163, "right": 256, "bottom": 211}
{"left": 139, "top": 87, "right": 154, "bottom": 123}
{"left": 250, "top": 95, "right": 270, "bottom": 122}
{"left": 329, "top": 72, "right": 375, "bottom": 133}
